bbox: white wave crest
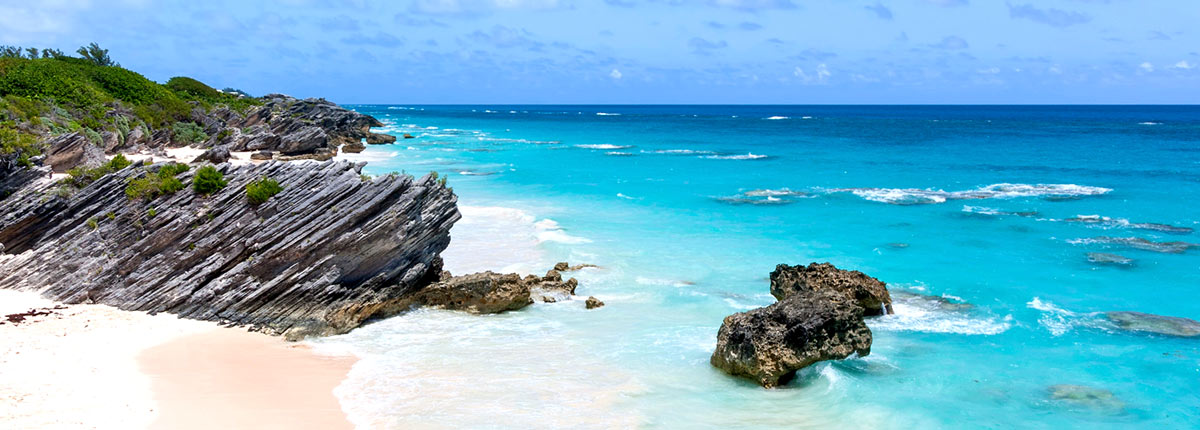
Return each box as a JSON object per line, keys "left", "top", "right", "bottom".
{"left": 596, "top": 112, "right": 621, "bottom": 116}
{"left": 702, "top": 153, "right": 769, "bottom": 160}
{"left": 869, "top": 302, "right": 1010, "bottom": 335}
{"left": 575, "top": 144, "right": 633, "bottom": 150}
{"left": 644, "top": 149, "right": 717, "bottom": 155}
{"left": 833, "top": 183, "right": 1111, "bottom": 205}
{"left": 764, "top": 116, "right": 789, "bottom": 120}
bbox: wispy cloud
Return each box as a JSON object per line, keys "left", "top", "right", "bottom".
{"left": 865, "top": 3, "right": 892, "bottom": 20}
{"left": 793, "top": 63, "right": 831, "bottom": 84}
{"left": 930, "top": 35, "right": 968, "bottom": 50}
{"left": 689, "top": 37, "right": 728, "bottom": 55}
{"left": 1007, "top": 3, "right": 1091, "bottom": 28}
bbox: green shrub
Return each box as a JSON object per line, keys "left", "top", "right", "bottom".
{"left": 124, "top": 162, "right": 188, "bottom": 200}
{"left": 0, "top": 126, "right": 40, "bottom": 165}
{"left": 172, "top": 121, "right": 207, "bottom": 144}
{"left": 245, "top": 177, "right": 283, "bottom": 205}
{"left": 147, "top": 207, "right": 157, "bottom": 218}
{"left": 192, "top": 165, "right": 226, "bottom": 195}
{"left": 86, "top": 217, "right": 98, "bottom": 230}
{"left": 65, "top": 154, "right": 131, "bottom": 187}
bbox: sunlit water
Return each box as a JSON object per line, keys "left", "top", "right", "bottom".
{"left": 310, "top": 106, "right": 1200, "bottom": 429}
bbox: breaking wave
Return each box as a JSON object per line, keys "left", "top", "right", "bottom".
{"left": 576, "top": 144, "right": 633, "bottom": 150}
{"left": 832, "top": 183, "right": 1111, "bottom": 205}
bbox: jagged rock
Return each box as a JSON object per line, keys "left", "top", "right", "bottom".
{"left": 1106, "top": 311, "right": 1200, "bottom": 337}
{"left": 342, "top": 139, "right": 366, "bottom": 153}
{"left": 100, "top": 131, "right": 122, "bottom": 154}
{"left": 711, "top": 289, "right": 872, "bottom": 388}
{"left": 250, "top": 150, "right": 274, "bottom": 161}
{"left": 770, "top": 263, "right": 893, "bottom": 316}
{"left": 401, "top": 272, "right": 533, "bottom": 314}
{"left": 586, "top": 296, "right": 604, "bottom": 309}
{"left": 403, "top": 133, "right": 415, "bottom": 139}
{"left": 277, "top": 127, "right": 328, "bottom": 155}
{"left": 554, "top": 261, "right": 599, "bottom": 271}
{"left": 125, "top": 126, "right": 148, "bottom": 148}
{"left": 43, "top": 133, "right": 106, "bottom": 173}
{"left": 1047, "top": 385, "right": 1125, "bottom": 413}
{"left": 1087, "top": 252, "right": 1133, "bottom": 267}
{"left": 399, "top": 267, "right": 582, "bottom": 311}
{"left": 366, "top": 133, "right": 397, "bottom": 145}
{"left": 0, "top": 160, "right": 460, "bottom": 340}
{"left": 192, "top": 145, "right": 232, "bottom": 164}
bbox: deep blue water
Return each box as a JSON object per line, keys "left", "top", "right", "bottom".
{"left": 313, "top": 105, "right": 1200, "bottom": 429}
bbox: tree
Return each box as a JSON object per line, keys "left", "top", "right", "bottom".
{"left": 76, "top": 42, "right": 118, "bottom": 67}
{"left": 0, "top": 46, "right": 20, "bottom": 58}
{"left": 24, "top": 47, "right": 38, "bottom": 59}
{"left": 41, "top": 48, "right": 64, "bottom": 59}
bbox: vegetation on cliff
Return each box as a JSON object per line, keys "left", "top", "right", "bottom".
{"left": 0, "top": 43, "right": 260, "bottom": 162}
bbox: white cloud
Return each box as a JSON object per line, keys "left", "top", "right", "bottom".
{"left": 1173, "top": 61, "right": 1193, "bottom": 70}
{"left": 793, "top": 63, "right": 830, "bottom": 84}
{"left": 1048, "top": 65, "right": 1062, "bottom": 74}
{"left": 977, "top": 67, "right": 1000, "bottom": 74}
{"left": 1139, "top": 62, "right": 1154, "bottom": 72}
{"left": 610, "top": 68, "right": 622, "bottom": 79}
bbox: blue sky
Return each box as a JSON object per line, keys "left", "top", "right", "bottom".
{"left": 0, "top": 0, "right": 1196, "bottom": 104}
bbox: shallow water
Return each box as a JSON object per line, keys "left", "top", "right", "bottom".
{"left": 313, "top": 105, "right": 1200, "bottom": 429}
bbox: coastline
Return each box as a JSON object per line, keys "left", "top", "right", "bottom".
{"left": 0, "top": 289, "right": 356, "bottom": 429}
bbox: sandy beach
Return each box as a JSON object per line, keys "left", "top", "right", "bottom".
{"left": 0, "top": 290, "right": 355, "bottom": 429}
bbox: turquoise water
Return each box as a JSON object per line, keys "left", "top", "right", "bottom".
{"left": 313, "top": 106, "right": 1200, "bottom": 429}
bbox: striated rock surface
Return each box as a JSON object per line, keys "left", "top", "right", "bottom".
{"left": 44, "top": 133, "right": 106, "bottom": 173}
{"left": 711, "top": 289, "right": 873, "bottom": 388}
{"left": 770, "top": 262, "right": 893, "bottom": 316}
{"left": 0, "top": 160, "right": 460, "bottom": 339}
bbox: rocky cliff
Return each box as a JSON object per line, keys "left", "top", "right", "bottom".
{"left": 0, "top": 160, "right": 460, "bottom": 339}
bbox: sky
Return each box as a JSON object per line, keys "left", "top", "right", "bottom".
{"left": 0, "top": 0, "right": 1197, "bottom": 104}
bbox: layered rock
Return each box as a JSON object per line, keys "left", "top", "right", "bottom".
{"left": 43, "top": 132, "right": 106, "bottom": 173}
{"left": 711, "top": 289, "right": 873, "bottom": 388}
{"left": 0, "top": 160, "right": 459, "bottom": 339}
{"left": 770, "top": 263, "right": 893, "bottom": 316}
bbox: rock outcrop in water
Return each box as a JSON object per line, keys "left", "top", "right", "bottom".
{"left": 394, "top": 265, "right": 588, "bottom": 313}
{"left": 711, "top": 288, "right": 873, "bottom": 388}
{"left": 712, "top": 262, "right": 889, "bottom": 388}
{"left": 1105, "top": 311, "right": 1200, "bottom": 337}
{"left": 0, "top": 160, "right": 459, "bottom": 339}
{"left": 770, "top": 263, "right": 893, "bottom": 316}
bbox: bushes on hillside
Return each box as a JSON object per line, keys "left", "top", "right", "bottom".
{"left": 125, "top": 162, "right": 189, "bottom": 200}
{"left": 172, "top": 121, "right": 207, "bottom": 144}
{"left": 192, "top": 165, "right": 226, "bottom": 195}
{"left": 64, "top": 154, "right": 132, "bottom": 188}
{"left": 245, "top": 177, "right": 283, "bottom": 205}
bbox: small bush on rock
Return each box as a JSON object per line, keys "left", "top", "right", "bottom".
{"left": 172, "top": 121, "right": 207, "bottom": 144}
{"left": 245, "top": 177, "right": 282, "bottom": 205}
{"left": 192, "top": 165, "right": 226, "bottom": 195}
{"left": 124, "top": 162, "right": 188, "bottom": 200}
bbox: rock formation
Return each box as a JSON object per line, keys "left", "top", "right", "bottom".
{"left": 0, "top": 160, "right": 459, "bottom": 340}
{"left": 770, "top": 263, "right": 893, "bottom": 316}
{"left": 1105, "top": 311, "right": 1200, "bottom": 337}
{"left": 398, "top": 268, "right": 580, "bottom": 313}
{"left": 711, "top": 288, "right": 873, "bottom": 388}
{"left": 585, "top": 296, "right": 605, "bottom": 309}
{"left": 712, "top": 262, "right": 890, "bottom": 388}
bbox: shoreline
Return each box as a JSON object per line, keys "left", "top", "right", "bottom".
{"left": 0, "top": 289, "right": 356, "bottom": 429}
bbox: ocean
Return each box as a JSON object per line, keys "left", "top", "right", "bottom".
{"left": 311, "top": 105, "right": 1200, "bottom": 429}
